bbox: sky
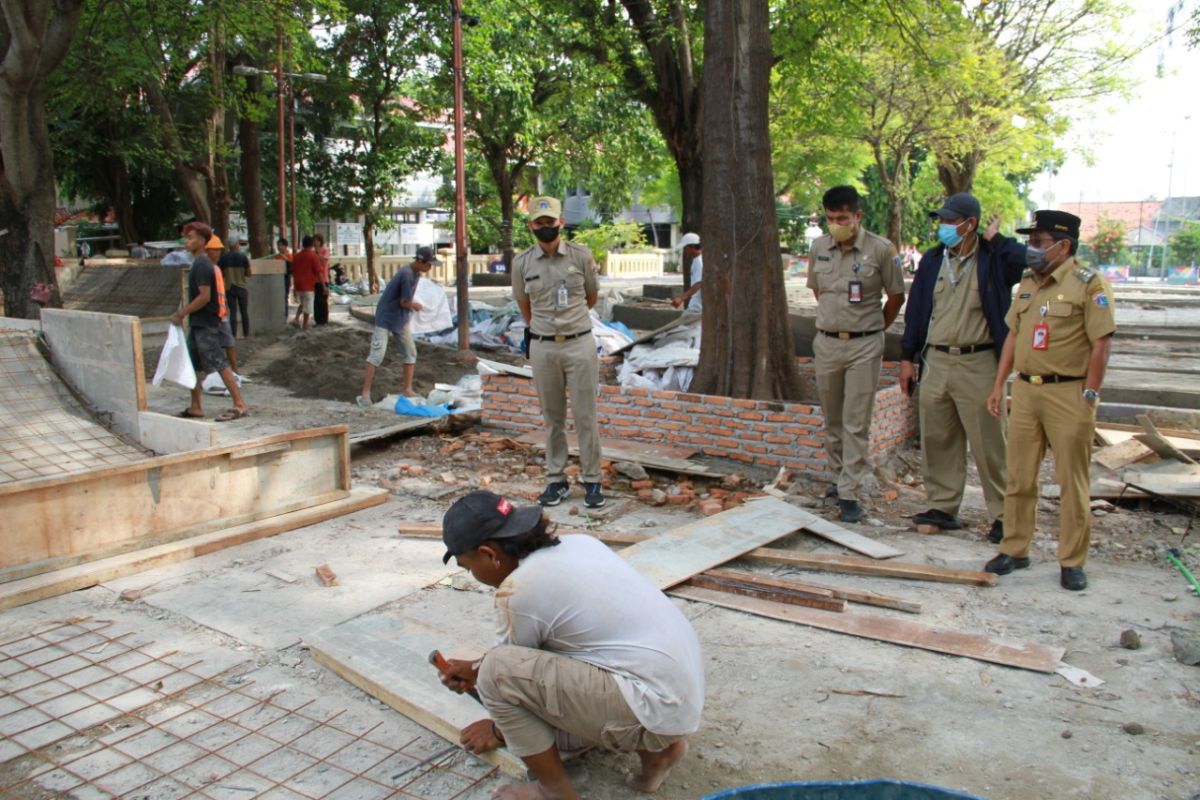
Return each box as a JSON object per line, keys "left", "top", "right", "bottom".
{"left": 1030, "top": 0, "right": 1200, "bottom": 206}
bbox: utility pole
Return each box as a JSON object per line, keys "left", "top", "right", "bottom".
{"left": 451, "top": 0, "right": 471, "bottom": 356}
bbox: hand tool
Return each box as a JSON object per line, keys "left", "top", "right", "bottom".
{"left": 1166, "top": 548, "right": 1200, "bottom": 596}
{"left": 429, "top": 649, "right": 482, "bottom": 702}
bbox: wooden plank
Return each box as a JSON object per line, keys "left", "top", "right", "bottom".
{"left": 131, "top": 317, "right": 147, "bottom": 412}
{"left": 515, "top": 432, "right": 720, "bottom": 477}
{"left": 743, "top": 497, "right": 903, "bottom": 559}
{"left": 615, "top": 497, "right": 808, "bottom": 589}
{"left": 745, "top": 548, "right": 997, "bottom": 587}
{"left": 477, "top": 358, "right": 533, "bottom": 379}
{"left": 1092, "top": 438, "right": 1155, "bottom": 471}
{"left": 0, "top": 488, "right": 388, "bottom": 610}
{"left": 305, "top": 614, "right": 526, "bottom": 777}
{"left": 514, "top": 431, "right": 696, "bottom": 461}
{"left": 685, "top": 574, "right": 846, "bottom": 612}
{"left": 1123, "top": 461, "right": 1200, "bottom": 498}
{"left": 701, "top": 568, "right": 920, "bottom": 614}
{"left": 349, "top": 417, "right": 437, "bottom": 445}
{"left": 673, "top": 586, "right": 1063, "bottom": 673}
{"left": 1135, "top": 414, "right": 1198, "bottom": 465}
{"left": 227, "top": 441, "right": 292, "bottom": 461}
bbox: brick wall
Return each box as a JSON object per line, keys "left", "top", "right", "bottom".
{"left": 481, "top": 359, "right": 917, "bottom": 475}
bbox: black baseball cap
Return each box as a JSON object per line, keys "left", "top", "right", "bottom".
{"left": 441, "top": 490, "right": 542, "bottom": 563}
{"left": 1015, "top": 210, "right": 1081, "bottom": 239}
{"left": 415, "top": 245, "right": 442, "bottom": 264}
{"left": 928, "top": 193, "right": 981, "bottom": 221}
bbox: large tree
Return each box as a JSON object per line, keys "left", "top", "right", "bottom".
{"left": 1, "top": 0, "right": 83, "bottom": 318}
{"left": 690, "top": 0, "right": 800, "bottom": 400}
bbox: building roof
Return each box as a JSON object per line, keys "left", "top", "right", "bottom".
{"left": 1157, "top": 196, "right": 1200, "bottom": 222}
{"left": 1059, "top": 200, "right": 1162, "bottom": 242}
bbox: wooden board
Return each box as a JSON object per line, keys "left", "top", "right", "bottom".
{"left": 685, "top": 573, "right": 846, "bottom": 612}
{"left": 349, "top": 417, "right": 437, "bottom": 445}
{"left": 745, "top": 548, "right": 997, "bottom": 587}
{"left": 701, "top": 568, "right": 921, "bottom": 614}
{"left": 1092, "top": 438, "right": 1155, "bottom": 471}
{"left": 616, "top": 497, "right": 808, "bottom": 589}
{"left": 743, "top": 497, "right": 903, "bottom": 559}
{"left": 1135, "top": 415, "right": 1198, "bottom": 465}
{"left": 673, "top": 586, "right": 1063, "bottom": 673}
{"left": 1123, "top": 460, "right": 1200, "bottom": 498}
{"left": 515, "top": 431, "right": 717, "bottom": 477}
{"left": 0, "top": 488, "right": 388, "bottom": 610}
{"left": 514, "top": 431, "right": 697, "bottom": 461}
{"left": 305, "top": 614, "right": 526, "bottom": 777}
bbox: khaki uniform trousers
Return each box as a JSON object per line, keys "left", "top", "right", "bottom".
{"left": 530, "top": 332, "right": 602, "bottom": 483}
{"left": 918, "top": 349, "right": 1007, "bottom": 520}
{"left": 1000, "top": 379, "right": 1095, "bottom": 568}
{"left": 814, "top": 332, "right": 884, "bottom": 500}
{"left": 477, "top": 645, "right": 683, "bottom": 758}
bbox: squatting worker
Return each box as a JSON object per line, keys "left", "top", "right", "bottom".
{"left": 357, "top": 245, "right": 437, "bottom": 406}
{"left": 984, "top": 210, "right": 1115, "bottom": 592}
{"left": 512, "top": 196, "right": 605, "bottom": 510}
{"left": 900, "top": 193, "right": 1026, "bottom": 542}
{"left": 808, "top": 185, "right": 905, "bottom": 523}
{"left": 170, "top": 222, "right": 248, "bottom": 423}
{"left": 436, "top": 491, "right": 703, "bottom": 800}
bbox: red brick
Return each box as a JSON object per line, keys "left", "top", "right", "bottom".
{"left": 637, "top": 488, "right": 654, "bottom": 499}
{"left": 667, "top": 494, "right": 691, "bottom": 505}
{"left": 765, "top": 434, "right": 792, "bottom": 444}
{"left": 704, "top": 395, "right": 731, "bottom": 406}
{"left": 700, "top": 500, "right": 724, "bottom": 516}
{"left": 766, "top": 414, "right": 791, "bottom": 423}
{"left": 731, "top": 399, "right": 757, "bottom": 409}
{"left": 631, "top": 480, "right": 655, "bottom": 489}
{"left": 737, "top": 411, "right": 764, "bottom": 421}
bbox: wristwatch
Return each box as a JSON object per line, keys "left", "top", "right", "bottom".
{"left": 1083, "top": 388, "right": 1100, "bottom": 403}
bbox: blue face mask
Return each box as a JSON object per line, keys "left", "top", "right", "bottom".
{"left": 937, "top": 222, "right": 964, "bottom": 248}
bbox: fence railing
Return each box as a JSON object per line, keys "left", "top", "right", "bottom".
{"left": 336, "top": 251, "right": 666, "bottom": 286}
{"left": 602, "top": 252, "right": 664, "bottom": 278}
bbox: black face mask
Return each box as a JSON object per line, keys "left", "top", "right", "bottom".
{"left": 533, "top": 226, "right": 560, "bottom": 244}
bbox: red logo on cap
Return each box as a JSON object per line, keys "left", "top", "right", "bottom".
{"left": 496, "top": 498, "right": 512, "bottom": 516}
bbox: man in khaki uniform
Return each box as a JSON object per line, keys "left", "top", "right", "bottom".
{"left": 512, "top": 196, "right": 604, "bottom": 509}
{"left": 808, "top": 185, "right": 906, "bottom": 522}
{"left": 984, "top": 210, "right": 1115, "bottom": 591}
{"left": 900, "top": 193, "right": 1027, "bottom": 541}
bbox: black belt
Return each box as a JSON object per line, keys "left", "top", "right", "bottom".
{"left": 1018, "top": 373, "right": 1085, "bottom": 385}
{"left": 529, "top": 330, "right": 590, "bottom": 343}
{"left": 818, "top": 329, "right": 882, "bottom": 340}
{"left": 931, "top": 343, "right": 995, "bottom": 355}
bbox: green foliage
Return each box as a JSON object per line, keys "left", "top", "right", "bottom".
{"left": 1169, "top": 220, "right": 1200, "bottom": 266}
{"left": 1090, "top": 215, "right": 1128, "bottom": 265}
{"left": 568, "top": 222, "right": 649, "bottom": 264}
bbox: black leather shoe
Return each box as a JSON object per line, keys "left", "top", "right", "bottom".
{"left": 912, "top": 509, "right": 962, "bottom": 530}
{"left": 1061, "top": 567, "right": 1088, "bottom": 591}
{"left": 838, "top": 499, "right": 863, "bottom": 523}
{"left": 984, "top": 553, "right": 1032, "bottom": 575}
{"left": 987, "top": 520, "right": 1004, "bottom": 544}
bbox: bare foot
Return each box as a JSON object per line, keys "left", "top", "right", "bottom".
{"left": 491, "top": 781, "right": 560, "bottom": 800}
{"left": 626, "top": 740, "right": 687, "bottom": 793}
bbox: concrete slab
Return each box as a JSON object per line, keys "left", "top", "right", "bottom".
{"left": 102, "top": 502, "right": 454, "bottom": 650}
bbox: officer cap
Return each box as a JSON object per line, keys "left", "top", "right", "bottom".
{"left": 529, "top": 196, "right": 562, "bottom": 222}
{"left": 1016, "top": 210, "right": 1081, "bottom": 239}
{"left": 928, "top": 193, "right": 981, "bottom": 221}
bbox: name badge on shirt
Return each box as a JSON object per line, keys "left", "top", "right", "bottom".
{"left": 848, "top": 280, "right": 863, "bottom": 304}
{"left": 1032, "top": 323, "right": 1049, "bottom": 350}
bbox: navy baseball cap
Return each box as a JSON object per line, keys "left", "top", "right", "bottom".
{"left": 415, "top": 246, "right": 442, "bottom": 264}
{"left": 928, "top": 193, "right": 981, "bottom": 221}
{"left": 441, "top": 491, "right": 542, "bottom": 563}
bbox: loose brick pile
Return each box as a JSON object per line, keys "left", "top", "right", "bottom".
{"left": 481, "top": 358, "right": 918, "bottom": 477}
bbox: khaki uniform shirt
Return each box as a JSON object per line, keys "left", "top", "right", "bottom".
{"left": 927, "top": 244, "right": 990, "bottom": 347}
{"left": 1005, "top": 256, "right": 1116, "bottom": 376}
{"left": 807, "top": 228, "right": 904, "bottom": 332}
{"left": 512, "top": 239, "right": 599, "bottom": 337}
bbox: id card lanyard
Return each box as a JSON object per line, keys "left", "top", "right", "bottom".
{"left": 848, "top": 261, "right": 863, "bottom": 304}
{"left": 1032, "top": 302, "right": 1050, "bottom": 350}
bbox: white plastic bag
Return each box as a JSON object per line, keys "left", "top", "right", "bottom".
{"left": 153, "top": 324, "right": 197, "bottom": 389}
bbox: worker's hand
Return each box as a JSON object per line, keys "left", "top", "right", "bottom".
{"left": 899, "top": 360, "right": 917, "bottom": 397}
{"left": 409, "top": 301, "right": 424, "bottom": 312}
{"left": 670, "top": 296, "right": 684, "bottom": 308}
{"left": 460, "top": 719, "right": 503, "bottom": 754}
{"left": 170, "top": 313, "right": 184, "bottom": 328}
{"left": 437, "top": 657, "right": 479, "bottom": 694}
{"left": 986, "top": 386, "right": 1004, "bottom": 419}
{"left": 983, "top": 214, "right": 1000, "bottom": 242}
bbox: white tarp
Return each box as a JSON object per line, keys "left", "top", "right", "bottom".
{"left": 411, "top": 278, "right": 453, "bottom": 333}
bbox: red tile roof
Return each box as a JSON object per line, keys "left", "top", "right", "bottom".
{"left": 1059, "top": 201, "right": 1162, "bottom": 242}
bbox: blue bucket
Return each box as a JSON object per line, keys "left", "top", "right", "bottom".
{"left": 700, "top": 780, "right": 985, "bottom": 800}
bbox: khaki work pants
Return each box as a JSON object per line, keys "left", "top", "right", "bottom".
{"left": 814, "top": 332, "right": 884, "bottom": 500}
{"left": 530, "top": 333, "right": 602, "bottom": 483}
{"left": 476, "top": 645, "right": 683, "bottom": 758}
{"left": 1000, "top": 379, "right": 1095, "bottom": 568}
{"left": 918, "top": 348, "right": 1007, "bottom": 521}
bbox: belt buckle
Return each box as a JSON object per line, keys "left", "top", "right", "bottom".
{"left": 1030, "top": 375, "right": 1043, "bottom": 386}
{"left": 948, "top": 346, "right": 963, "bottom": 355}
{"left": 554, "top": 334, "right": 566, "bottom": 343}
{"left": 838, "top": 332, "right": 851, "bottom": 340}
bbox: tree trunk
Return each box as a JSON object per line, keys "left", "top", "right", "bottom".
{"left": 0, "top": 1, "right": 84, "bottom": 318}
{"left": 363, "top": 217, "right": 379, "bottom": 294}
{"left": 678, "top": 150, "right": 702, "bottom": 290}
{"left": 207, "top": 21, "right": 230, "bottom": 241}
{"left": 142, "top": 79, "right": 212, "bottom": 223}
{"left": 238, "top": 77, "right": 270, "bottom": 257}
{"left": 690, "top": 0, "right": 801, "bottom": 401}
{"left": 936, "top": 151, "right": 978, "bottom": 195}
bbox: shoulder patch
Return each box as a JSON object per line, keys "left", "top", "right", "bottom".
{"left": 1073, "top": 266, "right": 1098, "bottom": 284}
{"left": 1094, "top": 293, "right": 1110, "bottom": 308}
{"left": 893, "top": 255, "right": 903, "bottom": 267}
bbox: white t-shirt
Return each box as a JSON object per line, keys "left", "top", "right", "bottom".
{"left": 494, "top": 534, "right": 705, "bottom": 736}
{"left": 688, "top": 254, "right": 703, "bottom": 311}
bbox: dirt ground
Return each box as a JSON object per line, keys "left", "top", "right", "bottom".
{"left": 19, "top": 293, "right": 1200, "bottom": 800}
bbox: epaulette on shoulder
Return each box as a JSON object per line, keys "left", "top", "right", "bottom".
{"left": 1022, "top": 268, "right": 1034, "bottom": 279}
{"left": 1073, "top": 265, "right": 1098, "bottom": 283}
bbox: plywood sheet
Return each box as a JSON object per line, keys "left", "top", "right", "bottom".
{"left": 674, "top": 586, "right": 1064, "bottom": 673}
{"left": 1135, "top": 415, "right": 1198, "bottom": 465}
{"left": 306, "top": 614, "right": 526, "bottom": 776}
{"left": 1092, "top": 438, "right": 1155, "bottom": 471}
{"left": 617, "top": 497, "right": 807, "bottom": 589}
{"left": 744, "top": 497, "right": 903, "bottom": 559}
{"left": 515, "top": 430, "right": 696, "bottom": 461}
